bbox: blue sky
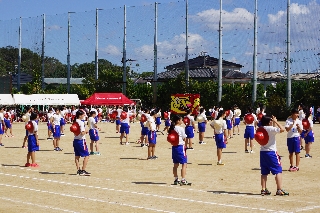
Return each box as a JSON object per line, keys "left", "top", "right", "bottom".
{"left": 0, "top": 0, "right": 319, "bottom": 74}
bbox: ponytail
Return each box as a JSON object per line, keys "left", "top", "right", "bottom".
{"left": 168, "top": 115, "right": 181, "bottom": 133}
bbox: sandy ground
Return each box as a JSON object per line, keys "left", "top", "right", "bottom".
{"left": 0, "top": 120, "right": 319, "bottom": 213}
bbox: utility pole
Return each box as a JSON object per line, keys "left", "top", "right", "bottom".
{"left": 122, "top": 5, "right": 127, "bottom": 96}
{"left": 218, "top": 0, "right": 223, "bottom": 103}
{"left": 17, "top": 17, "right": 22, "bottom": 92}
{"left": 252, "top": 0, "right": 258, "bottom": 106}
{"left": 286, "top": 0, "right": 291, "bottom": 107}
{"left": 95, "top": 8, "right": 103, "bottom": 80}
{"left": 41, "top": 14, "right": 45, "bottom": 90}
{"left": 67, "top": 12, "right": 75, "bottom": 93}
{"left": 185, "top": 0, "right": 189, "bottom": 91}
{"left": 153, "top": 2, "right": 158, "bottom": 104}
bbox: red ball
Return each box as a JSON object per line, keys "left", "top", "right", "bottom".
{"left": 25, "top": 122, "right": 33, "bottom": 131}
{"left": 302, "top": 119, "right": 310, "bottom": 130}
{"left": 164, "top": 112, "right": 168, "bottom": 119}
{"left": 254, "top": 127, "right": 269, "bottom": 146}
{"left": 183, "top": 117, "right": 190, "bottom": 125}
{"left": 120, "top": 112, "right": 127, "bottom": 120}
{"left": 141, "top": 114, "right": 147, "bottom": 122}
{"left": 167, "top": 131, "right": 179, "bottom": 146}
{"left": 257, "top": 113, "right": 263, "bottom": 120}
{"left": 4, "top": 113, "right": 9, "bottom": 119}
{"left": 112, "top": 111, "right": 118, "bottom": 116}
{"left": 225, "top": 110, "right": 230, "bottom": 117}
{"left": 70, "top": 123, "right": 80, "bottom": 135}
{"left": 244, "top": 114, "right": 254, "bottom": 124}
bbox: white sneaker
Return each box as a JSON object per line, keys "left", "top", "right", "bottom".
{"left": 199, "top": 141, "right": 206, "bottom": 145}
{"left": 126, "top": 142, "right": 130, "bottom": 145}
{"left": 250, "top": 150, "right": 254, "bottom": 154}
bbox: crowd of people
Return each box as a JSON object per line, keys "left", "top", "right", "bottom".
{"left": 0, "top": 103, "right": 317, "bottom": 195}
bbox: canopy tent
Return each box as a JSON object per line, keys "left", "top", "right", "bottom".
{"left": 0, "top": 94, "right": 15, "bottom": 105}
{"left": 81, "top": 93, "right": 135, "bottom": 105}
{"left": 13, "top": 94, "right": 80, "bottom": 105}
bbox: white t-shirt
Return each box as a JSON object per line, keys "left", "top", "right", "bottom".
{"left": 116, "top": 109, "right": 123, "bottom": 117}
{"left": 90, "top": 108, "right": 98, "bottom": 115}
{"left": 72, "top": 109, "right": 78, "bottom": 116}
{"left": 244, "top": 113, "right": 257, "bottom": 126}
{"left": 260, "top": 126, "right": 280, "bottom": 152}
{"left": 88, "top": 117, "right": 97, "bottom": 129}
{"left": 24, "top": 112, "right": 31, "bottom": 125}
{"left": 148, "top": 116, "right": 156, "bottom": 131}
{"left": 28, "top": 120, "right": 39, "bottom": 136}
{"left": 211, "top": 119, "right": 227, "bottom": 134}
{"left": 226, "top": 110, "right": 233, "bottom": 120}
{"left": 174, "top": 125, "right": 187, "bottom": 145}
{"left": 285, "top": 118, "right": 302, "bottom": 138}
{"left": 47, "top": 112, "right": 53, "bottom": 120}
{"left": 234, "top": 109, "right": 241, "bottom": 118}
{"left": 298, "top": 110, "right": 305, "bottom": 120}
{"left": 198, "top": 112, "right": 207, "bottom": 123}
{"left": 186, "top": 115, "right": 195, "bottom": 126}
{"left": 74, "top": 119, "right": 86, "bottom": 140}
{"left": 52, "top": 114, "right": 61, "bottom": 126}
{"left": 0, "top": 113, "right": 4, "bottom": 122}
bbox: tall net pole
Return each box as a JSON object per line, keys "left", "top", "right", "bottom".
{"left": 286, "top": 0, "right": 291, "bottom": 107}
{"left": 153, "top": 2, "right": 158, "bottom": 104}
{"left": 17, "top": 17, "right": 22, "bottom": 92}
{"left": 252, "top": 0, "right": 258, "bottom": 106}
{"left": 95, "top": 9, "right": 102, "bottom": 80}
{"left": 41, "top": 14, "right": 45, "bottom": 90}
{"left": 185, "top": 0, "right": 189, "bottom": 91}
{"left": 122, "top": 5, "right": 127, "bottom": 96}
{"left": 217, "top": 0, "right": 223, "bottom": 103}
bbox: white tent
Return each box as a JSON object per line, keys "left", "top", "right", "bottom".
{"left": 0, "top": 94, "right": 15, "bottom": 105}
{"left": 13, "top": 94, "right": 80, "bottom": 105}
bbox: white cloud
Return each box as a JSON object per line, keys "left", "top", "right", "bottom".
{"left": 268, "top": 3, "right": 310, "bottom": 24}
{"left": 101, "top": 44, "right": 122, "bottom": 56}
{"left": 191, "top": 8, "right": 254, "bottom": 31}
{"left": 47, "top": 25, "right": 62, "bottom": 31}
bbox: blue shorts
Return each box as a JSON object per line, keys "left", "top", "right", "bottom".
{"left": 4, "top": 119, "right": 11, "bottom": 128}
{"left": 233, "top": 118, "right": 240, "bottom": 126}
{"left": 47, "top": 121, "right": 52, "bottom": 130}
{"left": 28, "top": 135, "right": 39, "bottom": 152}
{"left": 260, "top": 151, "right": 282, "bottom": 175}
{"left": 140, "top": 121, "right": 144, "bottom": 128}
{"left": 287, "top": 137, "right": 300, "bottom": 153}
{"left": 155, "top": 117, "right": 161, "bottom": 125}
{"left": 53, "top": 125, "right": 61, "bottom": 138}
{"left": 303, "top": 130, "right": 314, "bottom": 144}
{"left": 60, "top": 118, "right": 66, "bottom": 126}
{"left": 116, "top": 118, "right": 121, "bottom": 125}
{"left": 94, "top": 116, "right": 98, "bottom": 123}
{"left": 141, "top": 126, "right": 149, "bottom": 135}
{"left": 257, "top": 121, "right": 262, "bottom": 128}
{"left": 73, "top": 139, "right": 89, "bottom": 157}
{"left": 120, "top": 123, "right": 129, "bottom": 134}
{"left": 226, "top": 120, "right": 232, "bottom": 130}
{"left": 244, "top": 126, "right": 254, "bottom": 139}
{"left": 215, "top": 133, "right": 226, "bottom": 149}
{"left": 148, "top": 131, "right": 157, "bottom": 144}
{"left": 198, "top": 122, "right": 206, "bottom": 133}
{"left": 0, "top": 124, "right": 4, "bottom": 135}
{"left": 165, "top": 119, "right": 171, "bottom": 127}
{"left": 172, "top": 145, "right": 187, "bottom": 164}
{"left": 25, "top": 130, "right": 29, "bottom": 136}
{"left": 89, "top": 129, "right": 100, "bottom": 141}
{"left": 185, "top": 126, "right": 194, "bottom": 138}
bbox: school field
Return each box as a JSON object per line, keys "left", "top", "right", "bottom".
{"left": 0, "top": 121, "right": 319, "bottom": 213}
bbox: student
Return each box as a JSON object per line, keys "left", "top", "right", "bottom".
{"left": 140, "top": 108, "right": 150, "bottom": 147}
{"left": 169, "top": 115, "right": 188, "bottom": 185}
{"left": 60, "top": 106, "right": 67, "bottom": 136}
{"left": 25, "top": 112, "right": 40, "bottom": 167}
{"left": 120, "top": 107, "right": 131, "bottom": 145}
{"left": 185, "top": 109, "right": 195, "bottom": 150}
{"left": 116, "top": 106, "right": 123, "bottom": 133}
{"left": 147, "top": 111, "right": 157, "bottom": 159}
{"left": 88, "top": 111, "right": 100, "bottom": 155}
{"left": 285, "top": 108, "right": 302, "bottom": 172}
{"left": 22, "top": 106, "right": 33, "bottom": 148}
{"left": 243, "top": 107, "right": 257, "bottom": 153}
{"left": 259, "top": 115, "right": 289, "bottom": 196}
{"left": 302, "top": 111, "right": 314, "bottom": 158}
{"left": 225, "top": 107, "right": 234, "bottom": 139}
{"left": 162, "top": 109, "right": 171, "bottom": 133}
{"left": 257, "top": 105, "right": 266, "bottom": 127}
{"left": 210, "top": 110, "right": 227, "bottom": 165}
{"left": 155, "top": 108, "right": 162, "bottom": 132}
{"left": 47, "top": 108, "right": 54, "bottom": 140}
{"left": 4, "top": 110, "right": 14, "bottom": 137}
{"left": 51, "top": 108, "right": 63, "bottom": 151}
{"left": 197, "top": 108, "right": 208, "bottom": 144}
{"left": 0, "top": 107, "right": 5, "bottom": 146}
{"left": 73, "top": 110, "right": 90, "bottom": 176}
{"left": 233, "top": 105, "right": 241, "bottom": 135}
{"left": 298, "top": 104, "right": 305, "bottom": 150}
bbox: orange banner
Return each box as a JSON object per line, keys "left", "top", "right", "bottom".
{"left": 170, "top": 94, "right": 200, "bottom": 115}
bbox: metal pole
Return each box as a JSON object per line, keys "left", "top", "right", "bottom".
{"left": 286, "top": 0, "right": 291, "bottom": 107}
{"left": 95, "top": 8, "right": 102, "bottom": 80}
{"left": 252, "top": 0, "right": 258, "bottom": 105}
{"left": 266, "top": 59, "right": 272, "bottom": 72}
{"left": 17, "top": 17, "right": 22, "bottom": 92}
{"left": 217, "top": 0, "right": 223, "bottom": 103}
{"left": 41, "top": 14, "right": 45, "bottom": 90}
{"left": 185, "top": 0, "right": 189, "bottom": 91}
{"left": 122, "top": 5, "right": 127, "bottom": 96}
{"left": 67, "top": 12, "right": 71, "bottom": 93}
{"left": 153, "top": 2, "right": 158, "bottom": 104}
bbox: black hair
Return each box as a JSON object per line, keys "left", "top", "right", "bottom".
{"left": 199, "top": 108, "right": 205, "bottom": 113}
{"left": 150, "top": 111, "right": 156, "bottom": 116}
{"left": 54, "top": 107, "right": 60, "bottom": 112}
{"left": 260, "top": 115, "right": 272, "bottom": 126}
{"left": 291, "top": 108, "right": 299, "bottom": 114}
{"left": 305, "top": 110, "right": 311, "bottom": 119}
{"left": 74, "top": 110, "right": 85, "bottom": 122}
{"left": 90, "top": 111, "right": 96, "bottom": 116}
{"left": 168, "top": 115, "right": 182, "bottom": 132}
{"left": 216, "top": 110, "right": 225, "bottom": 120}
{"left": 30, "top": 112, "right": 38, "bottom": 120}
{"left": 186, "top": 109, "right": 191, "bottom": 114}
{"left": 247, "top": 107, "right": 253, "bottom": 113}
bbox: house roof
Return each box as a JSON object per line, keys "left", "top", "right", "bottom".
{"left": 12, "top": 73, "right": 33, "bottom": 85}
{"left": 165, "top": 55, "right": 243, "bottom": 70}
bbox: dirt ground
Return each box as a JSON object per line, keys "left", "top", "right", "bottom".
{"left": 0, "top": 120, "right": 319, "bottom": 213}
